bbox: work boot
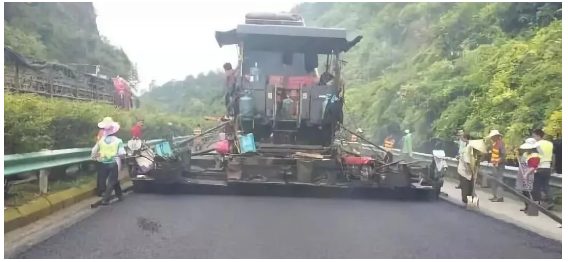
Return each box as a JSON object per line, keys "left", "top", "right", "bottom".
{"left": 490, "top": 197, "right": 504, "bottom": 202}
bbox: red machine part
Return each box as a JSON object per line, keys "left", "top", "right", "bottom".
{"left": 268, "top": 75, "right": 317, "bottom": 89}
{"left": 287, "top": 76, "right": 314, "bottom": 90}
{"left": 342, "top": 156, "right": 374, "bottom": 165}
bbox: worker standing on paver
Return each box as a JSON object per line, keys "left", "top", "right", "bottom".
{"left": 383, "top": 135, "right": 395, "bottom": 152}
{"left": 487, "top": 130, "right": 506, "bottom": 202}
{"left": 532, "top": 129, "right": 554, "bottom": 209}
{"left": 91, "top": 117, "right": 126, "bottom": 205}
{"left": 401, "top": 129, "right": 413, "bottom": 163}
{"left": 457, "top": 139, "right": 486, "bottom": 204}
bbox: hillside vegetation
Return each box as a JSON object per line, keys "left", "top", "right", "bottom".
{"left": 4, "top": 2, "right": 132, "bottom": 76}
{"left": 293, "top": 2, "right": 562, "bottom": 154}
{"left": 139, "top": 71, "right": 226, "bottom": 126}
{"left": 4, "top": 93, "right": 203, "bottom": 154}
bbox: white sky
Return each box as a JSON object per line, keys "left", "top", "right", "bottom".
{"left": 94, "top": 1, "right": 299, "bottom": 91}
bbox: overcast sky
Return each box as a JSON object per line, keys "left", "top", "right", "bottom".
{"left": 94, "top": 2, "right": 299, "bottom": 91}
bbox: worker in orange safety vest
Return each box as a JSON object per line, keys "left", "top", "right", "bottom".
{"left": 383, "top": 135, "right": 395, "bottom": 151}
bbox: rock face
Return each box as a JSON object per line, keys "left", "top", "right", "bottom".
{"left": 4, "top": 2, "right": 132, "bottom": 77}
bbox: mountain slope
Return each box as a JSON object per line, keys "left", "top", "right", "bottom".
{"left": 293, "top": 2, "right": 562, "bottom": 153}
{"left": 139, "top": 71, "right": 226, "bottom": 127}
{"left": 4, "top": 2, "right": 132, "bottom": 77}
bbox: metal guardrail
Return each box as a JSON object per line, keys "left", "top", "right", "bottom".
{"left": 3, "top": 135, "right": 212, "bottom": 195}
{"left": 347, "top": 141, "right": 562, "bottom": 189}
{"left": 4, "top": 138, "right": 169, "bottom": 178}
{"left": 4, "top": 133, "right": 220, "bottom": 179}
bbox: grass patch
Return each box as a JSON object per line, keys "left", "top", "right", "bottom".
{"left": 5, "top": 173, "right": 97, "bottom": 207}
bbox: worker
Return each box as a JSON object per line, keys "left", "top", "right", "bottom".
{"left": 350, "top": 134, "right": 357, "bottom": 142}
{"left": 516, "top": 138, "right": 539, "bottom": 213}
{"left": 532, "top": 129, "right": 554, "bottom": 209}
{"left": 487, "top": 129, "right": 506, "bottom": 202}
{"left": 383, "top": 135, "right": 395, "bottom": 151}
{"left": 130, "top": 119, "right": 144, "bottom": 140}
{"left": 552, "top": 134, "right": 561, "bottom": 175}
{"left": 223, "top": 62, "right": 240, "bottom": 116}
{"left": 401, "top": 129, "right": 413, "bottom": 163}
{"left": 457, "top": 140, "right": 486, "bottom": 204}
{"left": 91, "top": 117, "right": 125, "bottom": 205}
{"left": 457, "top": 132, "right": 470, "bottom": 157}
{"left": 94, "top": 127, "right": 107, "bottom": 196}
{"left": 455, "top": 132, "right": 471, "bottom": 189}
{"left": 350, "top": 128, "right": 362, "bottom": 143}
{"left": 193, "top": 124, "right": 203, "bottom": 151}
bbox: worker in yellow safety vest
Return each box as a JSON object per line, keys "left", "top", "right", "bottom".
{"left": 532, "top": 129, "right": 554, "bottom": 209}
{"left": 91, "top": 117, "right": 125, "bottom": 205}
{"left": 193, "top": 124, "right": 203, "bottom": 151}
{"left": 383, "top": 135, "right": 395, "bottom": 151}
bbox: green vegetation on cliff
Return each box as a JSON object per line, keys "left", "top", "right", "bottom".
{"left": 4, "top": 2, "right": 132, "bottom": 76}
{"left": 293, "top": 2, "right": 562, "bottom": 153}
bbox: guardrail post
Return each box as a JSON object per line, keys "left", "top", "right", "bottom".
{"left": 39, "top": 169, "right": 49, "bottom": 195}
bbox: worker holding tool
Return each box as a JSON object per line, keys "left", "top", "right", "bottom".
{"left": 516, "top": 138, "right": 540, "bottom": 213}
{"left": 457, "top": 139, "right": 486, "bottom": 204}
{"left": 487, "top": 130, "right": 506, "bottom": 202}
{"left": 455, "top": 132, "right": 470, "bottom": 189}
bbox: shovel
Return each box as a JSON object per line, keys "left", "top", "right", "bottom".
{"left": 466, "top": 169, "right": 480, "bottom": 211}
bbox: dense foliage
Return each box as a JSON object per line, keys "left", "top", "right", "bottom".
{"left": 139, "top": 71, "right": 226, "bottom": 124}
{"left": 4, "top": 93, "right": 202, "bottom": 154}
{"left": 4, "top": 2, "right": 132, "bottom": 77}
{"left": 293, "top": 2, "right": 562, "bottom": 155}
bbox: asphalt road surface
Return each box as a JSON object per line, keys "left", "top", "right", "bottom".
{"left": 20, "top": 194, "right": 562, "bottom": 259}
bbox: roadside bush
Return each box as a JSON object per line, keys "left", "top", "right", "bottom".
{"left": 4, "top": 93, "right": 215, "bottom": 154}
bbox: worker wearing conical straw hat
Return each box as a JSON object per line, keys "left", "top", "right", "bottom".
{"left": 487, "top": 129, "right": 506, "bottom": 202}
{"left": 457, "top": 139, "right": 486, "bottom": 204}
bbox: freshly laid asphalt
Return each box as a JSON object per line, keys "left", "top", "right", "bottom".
{"left": 20, "top": 193, "right": 562, "bottom": 259}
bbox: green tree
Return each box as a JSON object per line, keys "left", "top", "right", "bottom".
{"left": 4, "top": 2, "right": 132, "bottom": 77}
{"left": 294, "top": 2, "right": 562, "bottom": 156}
